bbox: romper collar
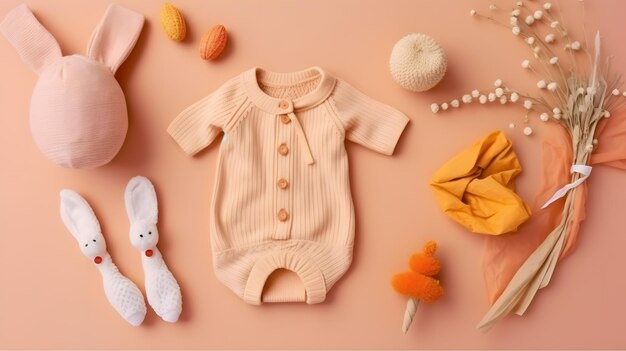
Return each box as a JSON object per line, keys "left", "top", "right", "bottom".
{"left": 242, "top": 66, "right": 336, "bottom": 114}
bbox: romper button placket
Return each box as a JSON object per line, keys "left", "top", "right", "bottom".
{"left": 276, "top": 99, "right": 292, "bottom": 238}
{"left": 277, "top": 209, "right": 289, "bottom": 222}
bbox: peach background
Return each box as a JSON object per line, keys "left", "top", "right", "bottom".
{"left": 1, "top": 0, "right": 625, "bottom": 349}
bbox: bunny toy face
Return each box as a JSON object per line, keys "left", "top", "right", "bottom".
{"left": 77, "top": 229, "right": 107, "bottom": 258}
{"left": 125, "top": 176, "right": 161, "bottom": 252}
{"left": 0, "top": 4, "right": 144, "bottom": 169}
{"left": 129, "top": 220, "right": 159, "bottom": 251}
{"left": 60, "top": 189, "right": 108, "bottom": 261}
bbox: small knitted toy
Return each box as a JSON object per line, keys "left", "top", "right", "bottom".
{"left": 124, "top": 176, "right": 182, "bottom": 323}
{"left": 160, "top": 3, "right": 186, "bottom": 41}
{"left": 389, "top": 33, "right": 447, "bottom": 92}
{"left": 199, "top": 24, "right": 228, "bottom": 60}
{"left": 60, "top": 190, "right": 147, "bottom": 326}
{"left": 391, "top": 240, "right": 444, "bottom": 333}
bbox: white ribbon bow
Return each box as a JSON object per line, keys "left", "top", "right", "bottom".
{"left": 541, "top": 164, "right": 592, "bottom": 209}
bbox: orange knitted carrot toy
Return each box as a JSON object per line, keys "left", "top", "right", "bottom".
{"left": 391, "top": 240, "right": 444, "bottom": 333}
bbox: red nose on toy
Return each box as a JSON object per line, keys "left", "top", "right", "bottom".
{"left": 94, "top": 256, "right": 102, "bottom": 264}
{"left": 145, "top": 250, "right": 153, "bottom": 257}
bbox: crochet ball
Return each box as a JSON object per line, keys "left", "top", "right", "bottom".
{"left": 389, "top": 33, "right": 447, "bottom": 92}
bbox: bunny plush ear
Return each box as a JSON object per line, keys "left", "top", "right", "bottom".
{"left": 0, "top": 4, "right": 62, "bottom": 75}
{"left": 86, "top": 4, "right": 144, "bottom": 74}
{"left": 59, "top": 189, "right": 101, "bottom": 242}
{"left": 125, "top": 176, "right": 158, "bottom": 224}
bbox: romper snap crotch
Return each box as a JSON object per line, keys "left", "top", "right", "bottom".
{"left": 168, "top": 66, "right": 409, "bottom": 304}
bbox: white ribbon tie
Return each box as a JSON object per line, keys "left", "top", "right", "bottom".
{"left": 541, "top": 164, "right": 592, "bottom": 209}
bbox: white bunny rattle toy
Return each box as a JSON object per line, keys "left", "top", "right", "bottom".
{"left": 124, "top": 176, "right": 182, "bottom": 323}
{"left": 59, "top": 176, "right": 182, "bottom": 325}
{"left": 59, "top": 190, "right": 147, "bottom": 326}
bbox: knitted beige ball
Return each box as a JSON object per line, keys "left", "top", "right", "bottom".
{"left": 389, "top": 33, "right": 447, "bottom": 92}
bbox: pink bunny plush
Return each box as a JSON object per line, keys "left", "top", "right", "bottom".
{"left": 0, "top": 4, "right": 144, "bottom": 168}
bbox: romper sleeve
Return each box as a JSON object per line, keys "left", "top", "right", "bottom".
{"left": 167, "top": 76, "right": 245, "bottom": 156}
{"left": 329, "top": 79, "right": 410, "bottom": 155}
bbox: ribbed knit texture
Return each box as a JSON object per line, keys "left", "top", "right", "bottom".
{"left": 29, "top": 57, "right": 129, "bottom": 168}
{"left": 167, "top": 67, "right": 409, "bottom": 304}
{"left": 0, "top": 4, "right": 62, "bottom": 75}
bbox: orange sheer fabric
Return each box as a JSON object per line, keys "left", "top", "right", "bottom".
{"left": 483, "top": 113, "right": 626, "bottom": 304}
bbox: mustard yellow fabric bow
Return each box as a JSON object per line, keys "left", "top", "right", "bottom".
{"left": 430, "top": 130, "right": 531, "bottom": 235}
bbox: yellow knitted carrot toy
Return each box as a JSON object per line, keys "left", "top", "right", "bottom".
{"left": 391, "top": 240, "right": 444, "bottom": 333}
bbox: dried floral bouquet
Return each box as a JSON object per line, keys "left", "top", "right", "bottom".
{"left": 431, "top": 1, "right": 626, "bottom": 331}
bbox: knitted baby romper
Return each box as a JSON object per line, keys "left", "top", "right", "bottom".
{"left": 168, "top": 67, "right": 409, "bottom": 304}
